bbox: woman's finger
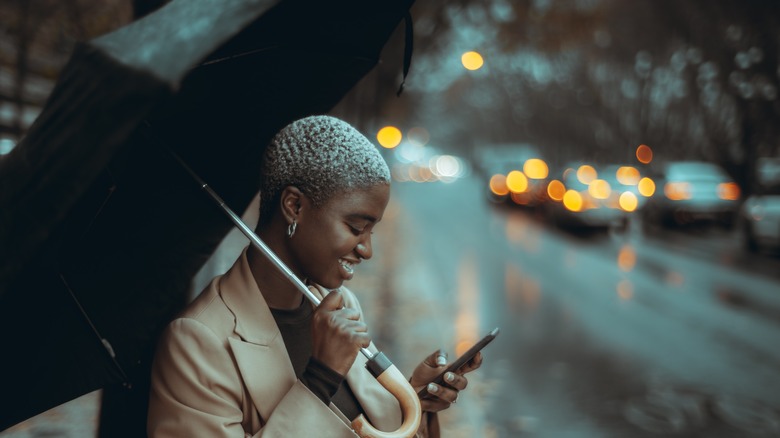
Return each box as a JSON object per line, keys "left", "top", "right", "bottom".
{"left": 457, "top": 351, "right": 483, "bottom": 374}
{"left": 424, "top": 383, "right": 459, "bottom": 404}
{"left": 317, "top": 288, "right": 344, "bottom": 310}
{"left": 441, "top": 371, "right": 468, "bottom": 391}
{"left": 422, "top": 349, "right": 448, "bottom": 368}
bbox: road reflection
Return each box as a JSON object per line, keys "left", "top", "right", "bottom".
{"left": 390, "top": 175, "right": 780, "bottom": 437}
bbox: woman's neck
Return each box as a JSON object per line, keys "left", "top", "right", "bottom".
{"left": 246, "top": 232, "right": 304, "bottom": 310}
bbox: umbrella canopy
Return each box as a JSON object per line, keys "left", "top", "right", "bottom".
{"left": 0, "top": 0, "right": 414, "bottom": 430}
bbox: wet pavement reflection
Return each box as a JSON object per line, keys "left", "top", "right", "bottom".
{"left": 385, "top": 174, "right": 780, "bottom": 437}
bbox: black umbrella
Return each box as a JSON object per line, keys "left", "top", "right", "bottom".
{"left": 0, "top": 0, "right": 414, "bottom": 431}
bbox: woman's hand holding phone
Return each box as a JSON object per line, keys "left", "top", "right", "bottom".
{"left": 409, "top": 328, "right": 498, "bottom": 413}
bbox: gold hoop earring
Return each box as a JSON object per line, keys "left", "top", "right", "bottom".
{"left": 287, "top": 220, "right": 297, "bottom": 238}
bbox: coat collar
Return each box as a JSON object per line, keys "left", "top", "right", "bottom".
{"left": 219, "top": 247, "right": 280, "bottom": 345}
{"left": 220, "top": 248, "right": 401, "bottom": 431}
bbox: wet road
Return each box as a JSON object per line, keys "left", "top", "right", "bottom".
{"left": 383, "top": 174, "right": 780, "bottom": 437}
{"left": 4, "top": 172, "right": 778, "bottom": 438}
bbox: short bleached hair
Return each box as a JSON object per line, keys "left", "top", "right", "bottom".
{"left": 259, "top": 115, "right": 391, "bottom": 224}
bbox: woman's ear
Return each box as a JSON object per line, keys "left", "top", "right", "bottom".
{"left": 280, "top": 186, "right": 304, "bottom": 223}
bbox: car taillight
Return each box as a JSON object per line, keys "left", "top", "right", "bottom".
{"left": 664, "top": 182, "right": 691, "bottom": 200}
{"left": 717, "top": 182, "right": 740, "bottom": 201}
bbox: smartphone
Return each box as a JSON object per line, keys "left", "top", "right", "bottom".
{"left": 418, "top": 327, "right": 500, "bottom": 399}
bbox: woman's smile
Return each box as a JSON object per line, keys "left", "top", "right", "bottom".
{"left": 338, "top": 258, "right": 359, "bottom": 279}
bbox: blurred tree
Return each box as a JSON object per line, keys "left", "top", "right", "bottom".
{"left": 390, "top": 0, "right": 780, "bottom": 191}
{"left": 592, "top": 0, "right": 780, "bottom": 191}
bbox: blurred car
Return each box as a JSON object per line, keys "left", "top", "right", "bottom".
{"left": 600, "top": 164, "right": 651, "bottom": 213}
{"left": 542, "top": 163, "right": 632, "bottom": 230}
{"left": 478, "top": 143, "right": 550, "bottom": 208}
{"left": 642, "top": 161, "right": 740, "bottom": 228}
{"left": 740, "top": 157, "right": 780, "bottom": 253}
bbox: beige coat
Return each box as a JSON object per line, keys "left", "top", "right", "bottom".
{"left": 148, "top": 248, "right": 403, "bottom": 437}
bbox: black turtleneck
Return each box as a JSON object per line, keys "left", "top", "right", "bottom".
{"left": 269, "top": 299, "right": 366, "bottom": 421}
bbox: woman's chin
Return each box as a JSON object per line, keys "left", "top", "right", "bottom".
{"left": 309, "top": 275, "right": 344, "bottom": 291}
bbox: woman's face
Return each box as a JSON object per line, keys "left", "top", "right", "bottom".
{"left": 292, "top": 183, "right": 391, "bottom": 289}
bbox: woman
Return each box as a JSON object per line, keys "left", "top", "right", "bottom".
{"left": 148, "top": 115, "right": 481, "bottom": 437}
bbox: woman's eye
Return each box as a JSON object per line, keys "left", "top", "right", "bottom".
{"left": 348, "top": 224, "right": 364, "bottom": 235}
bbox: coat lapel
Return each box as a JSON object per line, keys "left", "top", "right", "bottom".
{"left": 220, "top": 249, "right": 296, "bottom": 422}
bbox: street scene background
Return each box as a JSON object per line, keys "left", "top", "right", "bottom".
{"left": 2, "top": 0, "right": 780, "bottom": 437}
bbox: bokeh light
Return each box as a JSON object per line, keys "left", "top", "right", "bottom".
{"left": 616, "top": 166, "right": 641, "bottom": 185}
{"left": 589, "top": 179, "right": 611, "bottom": 199}
{"left": 377, "top": 126, "right": 402, "bottom": 148}
{"left": 433, "top": 155, "right": 461, "bottom": 178}
{"left": 636, "top": 144, "right": 653, "bottom": 164}
{"left": 547, "top": 179, "right": 565, "bottom": 201}
{"left": 665, "top": 182, "right": 691, "bottom": 200}
{"left": 407, "top": 127, "right": 430, "bottom": 146}
{"left": 490, "top": 174, "right": 509, "bottom": 196}
{"left": 577, "top": 165, "right": 598, "bottom": 184}
{"left": 717, "top": 182, "right": 741, "bottom": 200}
{"left": 563, "top": 190, "right": 583, "bottom": 211}
{"left": 523, "top": 158, "right": 549, "bottom": 179}
{"left": 461, "top": 51, "right": 484, "bottom": 70}
{"left": 638, "top": 177, "right": 656, "bottom": 197}
{"left": 617, "top": 245, "right": 636, "bottom": 272}
{"left": 619, "top": 191, "right": 638, "bottom": 211}
{"left": 506, "top": 170, "right": 529, "bottom": 193}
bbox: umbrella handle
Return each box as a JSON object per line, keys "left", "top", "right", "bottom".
{"left": 168, "top": 148, "right": 422, "bottom": 437}
{"left": 352, "top": 355, "right": 422, "bottom": 438}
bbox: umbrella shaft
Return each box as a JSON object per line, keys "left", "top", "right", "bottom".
{"left": 167, "top": 149, "right": 374, "bottom": 360}
{"left": 203, "top": 183, "right": 321, "bottom": 304}
{"left": 201, "top": 183, "right": 374, "bottom": 360}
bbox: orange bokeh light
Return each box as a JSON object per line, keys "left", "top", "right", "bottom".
{"left": 523, "top": 158, "right": 549, "bottom": 179}
{"left": 636, "top": 144, "right": 653, "bottom": 164}
{"left": 563, "top": 190, "right": 583, "bottom": 212}
{"left": 619, "top": 192, "right": 639, "bottom": 212}
{"left": 638, "top": 177, "right": 656, "bottom": 197}
{"left": 461, "top": 51, "right": 485, "bottom": 70}
{"left": 547, "top": 180, "right": 565, "bottom": 201}
{"left": 665, "top": 182, "right": 691, "bottom": 200}
{"left": 617, "top": 245, "right": 636, "bottom": 272}
{"left": 377, "top": 126, "right": 402, "bottom": 148}
{"left": 616, "top": 166, "right": 641, "bottom": 185}
{"left": 717, "top": 182, "right": 741, "bottom": 201}
{"left": 589, "top": 179, "right": 611, "bottom": 200}
{"left": 489, "top": 174, "right": 509, "bottom": 196}
{"left": 577, "top": 165, "right": 598, "bottom": 184}
{"left": 506, "top": 170, "right": 529, "bottom": 193}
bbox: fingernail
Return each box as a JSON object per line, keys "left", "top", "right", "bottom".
{"left": 445, "top": 372, "right": 455, "bottom": 383}
{"left": 427, "top": 383, "right": 439, "bottom": 393}
{"left": 436, "top": 352, "right": 447, "bottom": 366}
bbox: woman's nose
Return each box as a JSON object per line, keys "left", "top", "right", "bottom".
{"left": 356, "top": 237, "right": 372, "bottom": 260}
